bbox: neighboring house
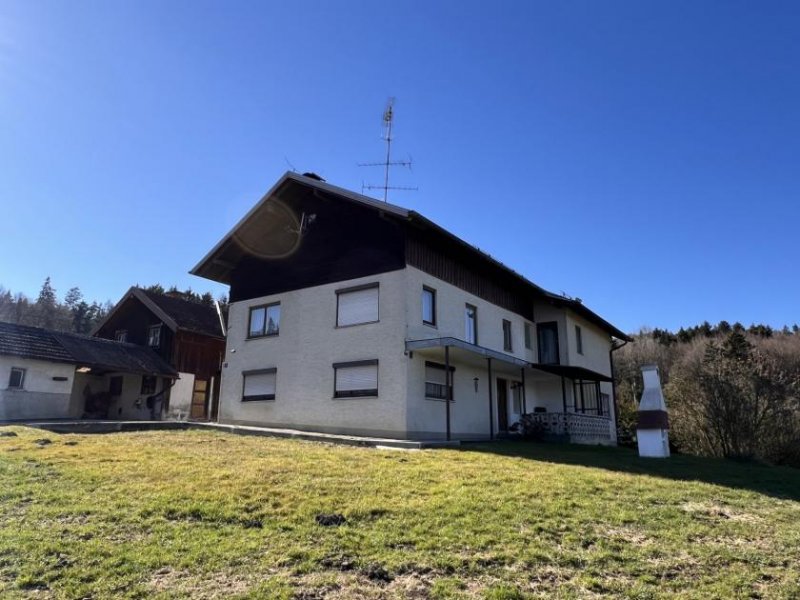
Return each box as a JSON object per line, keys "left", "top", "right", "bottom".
{"left": 0, "top": 321, "right": 177, "bottom": 421}
{"left": 191, "top": 171, "right": 632, "bottom": 442}
{"left": 93, "top": 288, "right": 226, "bottom": 420}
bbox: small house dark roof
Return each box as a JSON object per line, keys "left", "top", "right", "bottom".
{"left": 0, "top": 321, "right": 73, "bottom": 363}
{"left": 92, "top": 288, "right": 225, "bottom": 340}
{"left": 0, "top": 321, "right": 177, "bottom": 377}
{"left": 137, "top": 289, "right": 224, "bottom": 338}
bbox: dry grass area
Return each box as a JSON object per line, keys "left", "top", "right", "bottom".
{"left": 1, "top": 426, "right": 799, "bottom": 599}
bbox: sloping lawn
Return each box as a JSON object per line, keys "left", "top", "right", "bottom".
{"left": 1, "top": 427, "right": 799, "bottom": 599}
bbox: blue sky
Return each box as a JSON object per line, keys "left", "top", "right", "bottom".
{"left": 1, "top": 1, "right": 798, "bottom": 333}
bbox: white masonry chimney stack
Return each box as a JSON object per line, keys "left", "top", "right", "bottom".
{"left": 636, "top": 364, "right": 670, "bottom": 458}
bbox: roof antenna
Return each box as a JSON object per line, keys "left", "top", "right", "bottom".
{"left": 358, "top": 97, "right": 417, "bottom": 202}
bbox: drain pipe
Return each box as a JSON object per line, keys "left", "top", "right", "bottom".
{"left": 214, "top": 300, "right": 227, "bottom": 337}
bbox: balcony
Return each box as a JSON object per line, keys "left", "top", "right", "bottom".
{"left": 526, "top": 412, "right": 614, "bottom": 445}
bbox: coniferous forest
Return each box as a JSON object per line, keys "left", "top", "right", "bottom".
{"left": 0, "top": 278, "right": 225, "bottom": 335}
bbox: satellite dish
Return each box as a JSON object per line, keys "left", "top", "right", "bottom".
{"left": 232, "top": 198, "right": 303, "bottom": 259}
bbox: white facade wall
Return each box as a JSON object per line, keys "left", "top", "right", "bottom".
{"left": 219, "top": 269, "right": 410, "bottom": 438}
{"left": 167, "top": 372, "right": 195, "bottom": 420}
{"left": 218, "top": 265, "right": 618, "bottom": 441}
{"left": 404, "top": 266, "right": 535, "bottom": 438}
{"left": 565, "top": 310, "right": 616, "bottom": 434}
{"left": 405, "top": 266, "right": 536, "bottom": 363}
{"left": 0, "top": 357, "right": 79, "bottom": 420}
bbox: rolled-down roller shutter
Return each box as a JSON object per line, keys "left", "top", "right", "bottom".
{"left": 336, "top": 285, "right": 379, "bottom": 326}
{"left": 242, "top": 369, "right": 276, "bottom": 401}
{"left": 334, "top": 360, "right": 378, "bottom": 398}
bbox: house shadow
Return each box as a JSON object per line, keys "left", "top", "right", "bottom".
{"left": 457, "top": 440, "right": 800, "bottom": 502}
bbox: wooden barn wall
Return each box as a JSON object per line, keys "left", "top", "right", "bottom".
{"left": 405, "top": 233, "right": 535, "bottom": 321}
{"left": 173, "top": 331, "right": 224, "bottom": 379}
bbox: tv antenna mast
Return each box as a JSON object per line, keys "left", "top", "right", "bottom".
{"left": 358, "top": 97, "right": 417, "bottom": 202}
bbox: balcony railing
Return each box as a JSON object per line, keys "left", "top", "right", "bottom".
{"left": 527, "top": 412, "right": 613, "bottom": 443}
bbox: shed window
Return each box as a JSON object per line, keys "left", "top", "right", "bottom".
{"left": 575, "top": 325, "right": 583, "bottom": 355}
{"left": 141, "top": 375, "right": 157, "bottom": 395}
{"left": 242, "top": 369, "right": 277, "bottom": 401}
{"left": 524, "top": 323, "right": 532, "bottom": 349}
{"left": 334, "top": 360, "right": 378, "bottom": 398}
{"left": 336, "top": 284, "right": 379, "bottom": 327}
{"left": 249, "top": 303, "right": 280, "bottom": 338}
{"left": 422, "top": 287, "right": 436, "bottom": 326}
{"left": 147, "top": 325, "right": 161, "bottom": 348}
{"left": 115, "top": 330, "right": 128, "bottom": 342}
{"left": 8, "top": 367, "right": 25, "bottom": 390}
{"left": 424, "top": 361, "right": 454, "bottom": 402}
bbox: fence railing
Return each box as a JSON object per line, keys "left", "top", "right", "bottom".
{"left": 528, "top": 412, "right": 613, "bottom": 442}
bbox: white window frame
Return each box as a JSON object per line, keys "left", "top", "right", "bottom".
{"left": 422, "top": 286, "right": 436, "bottom": 327}
{"left": 147, "top": 324, "right": 161, "bottom": 348}
{"left": 8, "top": 367, "right": 25, "bottom": 390}
{"left": 502, "top": 319, "right": 513, "bottom": 352}
{"left": 242, "top": 368, "right": 277, "bottom": 401}
{"left": 248, "top": 303, "right": 281, "bottom": 338}
{"left": 524, "top": 323, "right": 532, "bottom": 350}
{"left": 575, "top": 325, "right": 583, "bottom": 355}
{"left": 115, "top": 329, "right": 128, "bottom": 342}
{"left": 336, "top": 283, "right": 379, "bottom": 328}
{"left": 333, "top": 360, "right": 378, "bottom": 398}
{"left": 465, "top": 304, "right": 478, "bottom": 344}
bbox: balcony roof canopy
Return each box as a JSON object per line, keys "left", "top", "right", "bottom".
{"left": 405, "top": 337, "right": 613, "bottom": 382}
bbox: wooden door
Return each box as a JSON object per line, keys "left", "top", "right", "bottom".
{"left": 190, "top": 378, "right": 208, "bottom": 420}
{"left": 497, "top": 378, "right": 509, "bottom": 432}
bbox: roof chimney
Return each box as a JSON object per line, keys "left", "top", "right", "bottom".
{"left": 302, "top": 172, "right": 325, "bottom": 182}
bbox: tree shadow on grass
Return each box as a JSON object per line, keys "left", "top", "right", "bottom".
{"left": 458, "top": 440, "right": 800, "bottom": 502}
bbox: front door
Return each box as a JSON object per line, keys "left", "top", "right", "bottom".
{"left": 190, "top": 379, "right": 208, "bottom": 420}
{"left": 497, "top": 378, "right": 509, "bottom": 432}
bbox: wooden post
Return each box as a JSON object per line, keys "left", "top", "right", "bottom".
{"left": 487, "top": 358, "right": 494, "bottom": 441}
{"left": 445, "top": 345, "right": 451, "bottom": 441}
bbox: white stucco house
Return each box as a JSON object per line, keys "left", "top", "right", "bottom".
{"left": 0, "top": 321, "right": 177, "bottom": 421}
{"left": 191, "top": 172, "right": 631, "bottom": 443}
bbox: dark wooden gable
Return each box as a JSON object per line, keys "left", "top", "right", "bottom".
{"left": 94, "top": 295, "right": 174, "bottom": 363}
{"left": 228, "top": 183, "right": 407, "bottom": 303}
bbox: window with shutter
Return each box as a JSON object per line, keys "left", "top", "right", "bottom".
{"left": 242, "top": 369, "right": 277, "bottom": 401}
{"left": 336, "top": 284, "right": 379, "bottom": 327}
{"left": 333, "top": 360, "right": 378, "bottom": 398}
{"left": 424, "top": 361, "right": 454, "bottom": 402}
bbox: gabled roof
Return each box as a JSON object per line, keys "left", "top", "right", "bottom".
{"left": 0, "top": 321, "right": 177, "bottom": 377}
{"left": 191, "top": 171, "right": 631, "bottom": 342}
{"left": 93, "top": 287, "right": 225, "bottom": 339}
{"left": 0, "top": 321, "right": 73, "bottom": 363}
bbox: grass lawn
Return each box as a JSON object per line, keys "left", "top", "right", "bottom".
{"left": 1, "top": 427, "right": 799, "bottom": 599}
